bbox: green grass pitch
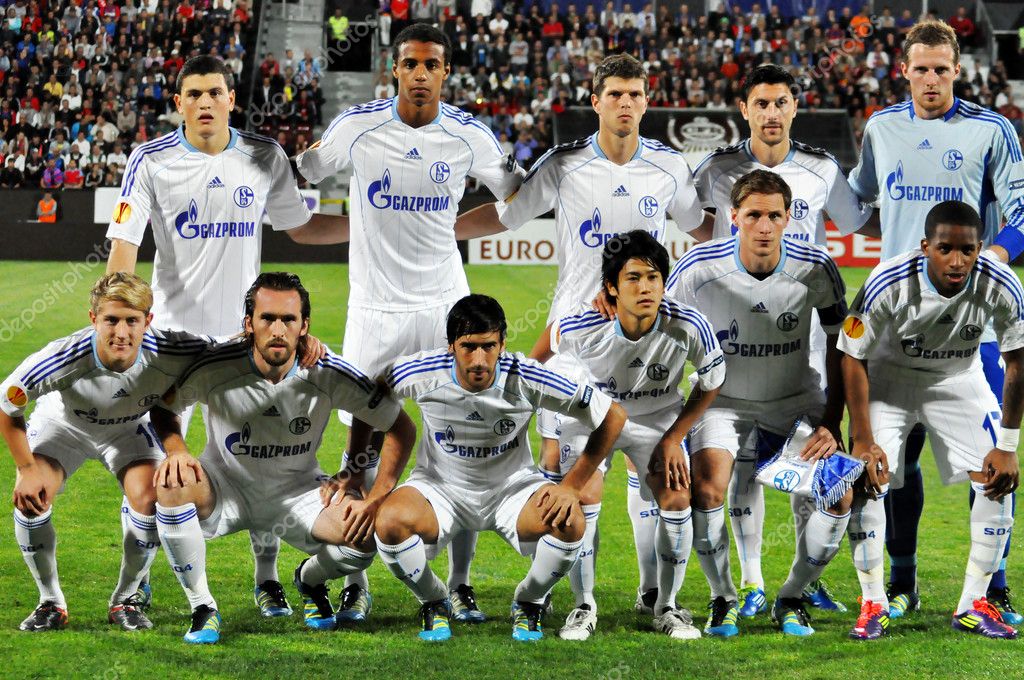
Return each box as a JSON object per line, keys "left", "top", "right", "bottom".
{"left": 0, "top": 261, "right": 1019, "bottom": 679}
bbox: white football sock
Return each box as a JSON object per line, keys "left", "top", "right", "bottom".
{"left": 446, "top": 529, "right": 478, "bottom": 589}
{"left": 300, "top": 544, "right": 376, "bottom": 586}
{"left": 250, "top": 529, "right": 280, "bottom": 584}
{"left": 14, "top": 508, "right": 65, "bottom": 608}
{"left": 957, "top": 482, "right": 1014, "bottom": 614}
{"left": 568, "top": 503, "right": 601, "bottom": 610}
{"left": 654, "top": 508, "right": 693, "bottom": 612}
{"left": 156, "top": 502, "right": 216, "bottom": 610}
{"left": 728, "top": 457, "right": 765, "bottom": 588}
{"left": 693, "top": 505, "right": 737, "bottom": 600}
{"left": 626, "top": 472, "right": 659, "bottom": 594}
{"left": 778, "top": 508, "right": 850, "bottom": 599}
{"left": 514, "top": 535, "right": 582, "bottom": 605}
{"left": 111, "top": 503, "right": 159, "bottom": 605}
{"left": 344, "top": 456, "right": 379, "bottom": 591}
{"left": 848, "top": 493, "right": 888, "bottom": 608}
{"left": 376, "top": 534, "right": 447, "bottom": 604}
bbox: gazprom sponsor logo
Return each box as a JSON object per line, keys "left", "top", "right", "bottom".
{"left": 224, "top": 422, "right": 312, "bottom": 458}
{"left": 715, "top": 319, "right": 802, "bottom": 357}
{"left": 886, "top": 162, "right": 963, "bottom": 202}
{"left": 367, "top": 169, "right": 451, "bottom": 212}
{"left": 579, "top": 207, "right": 659, "bottom": 248}
{"left": 433, "top": 424, "right": 521, "bottom": 458}
{"left": 174, "top": 199, "right": 256, "bottom": 240}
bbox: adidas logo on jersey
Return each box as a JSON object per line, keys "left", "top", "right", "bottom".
{"left": 466, "top": 411, "right": 484, "bottom": 421}
{"left": 262, "top": 405, "right": 281, "bottom": 417}
{"left": 112, "top": 387, "right": 130, "bottom": 399}
{"left": 751, "top": 302, "right": 769, "bottom": 313}
{"left": 628, "top": 357, "right": 645, "bottom": 368}
{"left": 938, "top": 313, "right": 955, "bottom": 324}
{"left": 405, "top": 147, "right": 422, "bottom": 160}
{"left": 917, "top": 139, "right": 932, "bottom": 150}
{"left": 207, "top": 176, "right": 225, "bottom": 189}
{"left": 613, "top": 184, "right": 630, "bottom": 197}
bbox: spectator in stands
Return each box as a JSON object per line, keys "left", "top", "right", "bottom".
{"left": 0, "top": 157, "right": 23, "bottom": 188}
{"left": 328, "top": 7, "right": 349, "bottom": 58}
{"left": 40, "top": 158, "right": 63, "bottom": 189}
{"left": 37, "top": 191, "right": 57, "bottom": 222}
{"left": 374, "top": 73, "right": 396, "bottom": 100}
{"left": 84, "top": 163, "right": 103, "bottom": 189}
{"left": 63, "top": 158, "right": 83, "bottom": 189}
{"left": 949, "top": 6, "right": 976, "bottom": 48}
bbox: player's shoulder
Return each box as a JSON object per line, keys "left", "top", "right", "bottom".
{"left": 312, "top": 350, "right": 376, "bottom": 393}
{"left": 123, "top": 131, "right": 183, "bottom": 170}
{"left": 975, "top": 250, "right": 1024, "bottom": 299}
{"left": 498, "top": 352, "right": 580, "bottom": 397}
{"left": 790, "top": 139, "right": 841, "bottom": 169}
{"left": 782, "top": 238, "right": 839, "bottom": 273}
{"left": 141, "top": 327, "right": 213, "bottom": 357}
{"left": 14, "top": 327, "right": 95, "bottom": 388}
{"left": 557, "top": 309, "right": 611, "bottom": 340}
{"left": 863, "top": 99, "right": 913, "bottom": 130}
{"left": 667, "top": 237, "right": 735, "bottom": 288}
{"left": 178, "top": 340, "right": 251, "bottom": 385}
{"left": 386, "top": 348, "right": 453, "bottom": 390}
{"left": 233, "top": 127, "right": 288, "bottom": 160}
{"left": 439, "top": 102, "right": 501, "bottom": 142}
{"left": 657, "top": 298, "right": 716, "bottom": 344}
{"left": 640, "top": 136, "right": 685, "bottom": 160}
{"left": 322, "top": 98, "right": 394, "bottom": 142}
{"left": 956, "top": 100, "right": 1021, "bottom": 153}
{"left": 522, "top": 136, "right": 592, "bottom": 182}
{"left": 693, "top": 140, "right": 746, "bottom": 176}
{"left": 857, "top": 251, "right": 924, "bottom": 310}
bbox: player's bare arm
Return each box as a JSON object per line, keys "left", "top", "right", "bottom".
{"left": 841, "top": 353, "right": 889, "bottom": 495}
{"left": 801, "top": 333, "right": 845, "bottom": 462}
{"left": 106, "top": 238, "right": 140, "bottom": 274}
{"left": 0, "top": 412, "right": 50, "bottom": 514}
{"left": 652, "top": 385, "right": 720, "bottom": 492}
{"left": 978, "top": 347, "right": 1024, "bottom": 499}
{"left": 149, "top": 401, "right": 203, "bottom": 490}
{"left": 454, "top": 203, "right": 508, "bottom": 240}
{"left": 285, "top": 213, "right": 351, "bottom": 245}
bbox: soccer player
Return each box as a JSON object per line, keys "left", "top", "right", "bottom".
{"left": 106, "top": 55, "right": 348, "bottom": 619}
{"left": 454, "top": 53, "right": 704, "bottom": 618}
{"left": 0, "top": 273, "right": 216, "bottom": 632}
{"left": 848, "top": 20, "right": 1024, "bottom": 620}
{"left": 148, "top": 273, "right": 416, "bottom": 644}
{"left": 296, "top": 23, "right": 523, "bottom": 623}
{"left": 372, "top": 294, "right": 627, "bottom": 642}
{"left": 667, "top": 170, "right": 852, "bottom": 637}
{"left": 840, "top": 201, "right": 1023, "bottom": 640}
{"left": 692, "top": 63, "right": 872, "bottom": 617}
{"left": 550, "top": 231, "right": 725, "bottom": 640}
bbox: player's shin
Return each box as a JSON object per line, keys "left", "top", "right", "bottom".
{"left": 111, "top": 501, "right": 159, "bottom": 605}
{"left": 957, "top": 482, "right": 1015, "bottom": 615}
{"left": 249, "top": 530, "right": 280, "bottom": 584}
{"left": 779, "top": 508, "right": 850, "bottom": 599}
{"left": 14, "top": 508, "right": 65, "bottom": 608}
{"left": 376, "top": 534, "right": 447, "bottom": 604}
{"left": 568, "top": 504, "right": 601, "bottom": 610}
{"left": 627, "top": 471, "right": 659, "bottom": 595}
{"left": 447, "top": 530, "right": 478, "bottom": 590}
{"left": 692, "top": 505, "right": 737, "bottom": 600}
{"left": 728, "top": 458, "right": 766, "bottom": 589}
{"left": 654, "top": 509, "right": 693, "bottom": 612}
{"left": 848, "top": 493, "right": 888, "bottom": 608}
{"left": 515, "top": 535, "right": 583, "bottom": 604}
{"left": 156, "top": 503, "right": 216, "bottom": 610}
{"left": 300, "top": 544, "right": 375, "bottom": 586}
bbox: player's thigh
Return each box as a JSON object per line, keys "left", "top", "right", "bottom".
{"left": 511, "top": 476, "right": 582, "bottom": 546}
{"left": 922, "top": 377, "right": 1002, "bottom": 485}
{"left": 109, "top": 421, "right": 165, "bottom": 511}
{"left": 25, "top": 415, "right": 88, "bottom": 494}
{"left": 375, "top": 482, "right": 444, "bottom": 546}
{"left": 117, "top": 459, "right": 160, "bottom": 512}
{"left": 688, "top": 447, "right": 734, "bottom": 509}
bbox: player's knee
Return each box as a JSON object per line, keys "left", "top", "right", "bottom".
{"left": 125, "top": 484, "right": 157, "bottom": 514}
{"left": 549, "top": 503, "right": 585, "bottom": 542}
{"left": 156, "top": 481, "right": 199, "bottom": 508}
{"left": 691, "top": 485, "right": 725, "bottom": 511}
{"left": 655, "top": 487, "right": 691, "bottom": 512}
{"left": 373, "top": 500, "right": 417, "bottom": 544}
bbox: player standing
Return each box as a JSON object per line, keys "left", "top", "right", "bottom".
{"left": 371, "top": 294, "right": 627, "bottom": 642}
{"left": 667, "top": 170, "right": 852, "bottom": 636}
{"left": 0, "top": 274, "right": 215, "bottom": 632}
{"left": 105, "top": 55, "right": 348, "bottom": 619}
{"left": 296, "top": 24, "right": 523, "bottom": 623}
{"left": 551, "top": 231, "right": 725, "bottom": 640}
{"left": 841, "top": 201, "right": 1023, "bottom": 640}
{"left": 692, "top": 63, "right": 872, "bottom": 617}
{"left": 848, "top": 20, "right": 1024, "bottom": 621}
{"left": 454, "top": 54, "right": 704, "bottom": 618}
{"left": 148, "top": 273, "right": 416, "bottom": 643}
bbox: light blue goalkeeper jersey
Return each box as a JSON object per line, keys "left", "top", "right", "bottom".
{"left": 849, "top": 98, "right": 1024, "bottom": 260}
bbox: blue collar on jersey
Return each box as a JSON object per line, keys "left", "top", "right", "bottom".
{"left": 247, "top": 348, "right": 300, "bottom": 380}
{"left": 391, "top": 96, "right": 443, "bottom": 126}
{"left": 614, "top": 312, "right": 661, "bottom": 339}
{"left": 590, "top": 133, "right": 643, "bottom": 161}
{"left": 91, "top": 332, "right": 143, "bottom": 371}
{"left": 743, "top": 137, "right": 795, "bottom": 165}
{"left": 733, "top": 236, "right": 787, "bottom": 275}
{"left": 449, "top": 354, "right": 501, "bottom": 392}
{"left": 921, "top": 259, "right": 973, "bottom": 297}
{"left": 908, "top": 97, "right": 960, "bottom": 122}
{"left": 176, "top": 125, "right": 239, "bottom": 153}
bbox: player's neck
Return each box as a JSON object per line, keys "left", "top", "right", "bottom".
{"left": 184, "top": 126, "right": 232, "bottom": 155}
{"left": 912, "top": 96, "right": 956, "bottom": 121}
{"left": 251, "top": 352, "right": 296, "bottom": 384}
{"left": 738, "top": 248, "right": 781, "bottom": 277}
{"left": 749, "top": 136, "right": 790, "bottom": 168}
{"left": 395, "top": 99, "right": 440, "bottom": 128}
{"left": 596, "top": 129, "right": 640, "bottom": 165}
{"left": 617, "top": 310, "right": 656, "bottom": 340}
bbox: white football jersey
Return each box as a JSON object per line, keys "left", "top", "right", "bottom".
{"left": 106, "top": 127, "right": 312, "bottom": 336}
{"left": 0, "top": 327, "right": 214, "bottom": 431}
{"left": 167, "top": 347, "right": 402, "bottom": 489}
{"left": 297, "top": 98, "right": 523, "bottom": 312}
{"left": 839, "top": 250, "right": 1024, "bottom": 376}
{"left": 384, "top": 350, "right": 611, "bottom": 502}
{"left": 849, "top": 98, "right": 1024, "bottom": 259}
{"left": 496, "top": 134, "right": 703, "bottom": 323}
{"left": 694, "top": 138, "right": 871, "bottom": 244}
{"left": 667, "top": 237, "right": 848, "bottom": 401}
{"left": 552, "top": 299, "right": 725, "bottom": 417}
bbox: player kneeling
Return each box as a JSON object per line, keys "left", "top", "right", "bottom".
{"left": 842, "top": 201, "right": 1023, "bottom": 640}
{"left": 149, "top": 273, "right": 416, "bottom": 644}
{"left": 372, "top": 295, "right": 626, "bottom": 642}
{"left": 1, "top": 274, "right": 220, "bottom": 632}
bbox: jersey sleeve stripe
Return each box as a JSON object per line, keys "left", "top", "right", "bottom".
{"left": 784, "top": 249, "right": 845, "bottom": 301}
{"left": 388, "top": 360, "right": 453, "bottom": 387}
{"left": 440, "top": 108, "right": 503, "bottom": 154}
{"left": 505, "top": 363, "right": 577, "bottom": 397}
{"left": 318, "top": 362, "right": 373, "bottom": 392}
{"left": 178, "top": 347, "right": 250, "bottom": 385}
{"left": 22, "top": 346, "right": 93, "bottom": 390}
{"left": 960, "top": 105, "right": 1022, "bottom": 162}
{"left": 860, "top": 257, "right": 919, "bottom": 302}
{"left": 522, "top": 137, "right": 591, "bottom": 183}
{"left": 861, "top": 262, "right": 922, "bottom": 312}
{"left": 978, "top": 263, "right": 1024, "bottom": 319}
{"left": 659, "top": 301, "right": 715, "bottom": 350}
{"left": 319, "top": 355, "right": 375, "bottom": 391}
{"left": 517, "top": 363, "right": 578, "bottom": 393}
{"left": 693, "top": 142, "right": 744, "bottom": 175}
{"left": 323, "top": 99, "right": 392, "bottom": 140}
{"left": 20, "top": 337, "right": 93, "bottom": 386}
{"left": 666, "top": 242, "right": 734, "bottom": 290}
{"left": 122, "top": 136, "right": 182, "bottom": 197}
{"left": 559, "top": 316, "right": 610, "bottom": 335}
{"left": 388, "top": 355, "right": 452, "bottom": 386}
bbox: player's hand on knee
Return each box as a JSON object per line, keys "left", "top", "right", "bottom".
{"left": 982, "top": 449, "right": 1019, "bottom": 500}
{"left": 800, "top": 426, "right": 838, "bottom": 462}
{"left": 854, "top": 442, "right": 889, "bottom": 497}
{"left": 319, "top": 471, "right": 350, "bottom": 507}
{"left": 153, "top": 454, "right": 202, "bottom": 489}
{"left": 591, "top": 289, "right": 617, "bottom": 320}
{"left": 337, "top": 494, "right": 379, "bottom": 545}
{"left": 299, "top": 334, "right": 327, "bottom": 368}
{"left": 538, "top": 483, "right": 579, "bottom": 529}
{"left": 651, "top": 440, "right": 689, "bottom": 491}
{"left": 13, "top": 464, "right": 49, "bottom": 515}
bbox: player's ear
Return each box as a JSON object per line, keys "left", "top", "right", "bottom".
{"left": 591, "top": 92, "right": 599, "bottom": 113}
{"left": 920, "top": 238, "right": 929, "bottom": 255}
{"left": 145, "top": 312, "right": 154, "bottom": 329}
{"left": 738, "top": 99, "right": 748, "bottom": 120}
{"left": 173, "top": 93, "right": 182, "bottom": 113}
{"left": 300, "top": 317, "right": 309, "bottom": 336}
{"left": 89, "top": 308, "right": 98, "bottom": 326}
{"left": 243, "top": 314, "right": 254, "bottom": 335}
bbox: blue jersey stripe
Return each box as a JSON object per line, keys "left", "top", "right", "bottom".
{"left": 122, "top": 135, "right": 181, "bottom": 197}
{"left": 323, "top": 100, "right": 392, "bottom": 140}
{"left": 236, "top": 130, "right": 278, "bottom": 146}
{"left": 388, "top": 356, "right": 452, "bottom": 386}
{"left": 389, "top": 360, "right": 453, "bottom": 387}
{"left": 505, "top": 364, "right": 576, "bottom": 396}
{"left": 559, "top": 318, "right": 609, "bottom": 336}
{"left": 784, "top": 249, "right": 845, "bottom": 301}
{"left": 178, "top": 347, "right": 249, "bottom": 384}
{"left": 693, "top": 142, "right": 744, "bottom": 175}
{"left": 978, "top": 262, "right": 1024, "bottom": 320}
{"left": 518, "top": 365, "right": 577, "bottom": 393}
{"left": 21, "top": 338, "right": 93, "bottom": 387}
{"left": 320, "top": 355, "right": 374, "bottom": 390}
{"left": 666, "top": 242, "right": 734, "bottom": 289}
{"left": 862, "top": 267, "right": 922, "bottom": 312}
{"left": 388, "top": 353, "right": 451, "bottom": 380}
{"left": 522, "top": 137, "right": 590, "bottom": 183}
{"left": 861, "top": 258, "right": 921, "bottom": 304}
{"left": 664, "top": 310, "right": 714, "bottom": 350}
